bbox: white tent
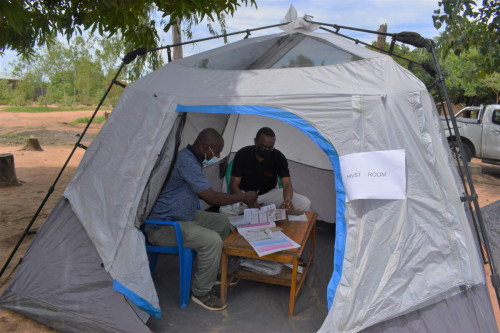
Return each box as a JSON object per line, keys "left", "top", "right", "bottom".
{"left": 0, "top": 12, "right": 497, "bottom": 333}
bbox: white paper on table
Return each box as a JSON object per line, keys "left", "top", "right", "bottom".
{"left": 236, "top": 221, "right": 276, "bottom": 232}
{"left": 288, "top": 213, "right": 307, "bottom": 222}
{"left": 260, "top": 204, "right": 276, "bottom": 212}
{"left": 245, "top": 231, "right": 300, "bottom": 257}
{"left": 339, "top": 149, "right": 406, "bottom": 202}
{"left": 269, "top": 209, "right": 287, "bottom": 221}
{"left": 228, "top": 215, "right": 248, "bottom": 227}
{"left": 258, "top": 211, "right": 268, "bottom": 223}
{"left": 243, "top": 204, "right": 278, "bottom": 224}
{"left": 239, "top": 228, "right": 274, "bottom": 242}
{"left": 244, "top": 208, "right": 260, "bottom": 224}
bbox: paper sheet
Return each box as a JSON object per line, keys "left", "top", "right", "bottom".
{"left": 340, "top": 149, "right": 406, "bottom": 202}
{"left": 287, "top": 213, "right": 307, "bottom": 222}
{"left": 240, "top": 230, "right": 300, "bottom": 257}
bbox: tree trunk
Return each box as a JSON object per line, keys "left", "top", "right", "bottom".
{"left": 22, "top": 137, "right": 43, "bottom": 151}
{"left": 0, "top": 153, "right": 22, "bottom": 187}
{"left": 172, "top": 21, "right": 183, "bottom": 60}
{"left": 377, "top": 23, "right": 387, "bottom": 51}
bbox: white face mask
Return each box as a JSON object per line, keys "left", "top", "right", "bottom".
{"left": 203, "top": 146, "right": 218, "bottom": 166}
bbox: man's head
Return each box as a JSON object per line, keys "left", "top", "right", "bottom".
{"left": 254, "top": 127, "right": 275, "bottom": 160}
{"left": 193, "top": 128, "right": 224, "bottom": 162}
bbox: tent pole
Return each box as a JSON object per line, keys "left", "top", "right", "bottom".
{"left": 428, "top": 44, "right": 500, "bottom": 306}
{"left": 0, "top": 58, "right": 131, "bottom": 279}
{"left": 318, "top": 27, "right": 428, "bottom": 71}
{"left": 146, "top": 22, "right": 288, "bottom": 54}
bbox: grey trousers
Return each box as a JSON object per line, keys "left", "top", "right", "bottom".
{"left": 146, "top": 211, "right": 231, "bottom": 296}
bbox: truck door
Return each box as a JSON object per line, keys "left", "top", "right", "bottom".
{"left": 482, "top": 107, "right": 500, "bottom": 159}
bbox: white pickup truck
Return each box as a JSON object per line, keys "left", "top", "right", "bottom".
{"left": 440, "top": 104, "right": 500, "bottom": 164}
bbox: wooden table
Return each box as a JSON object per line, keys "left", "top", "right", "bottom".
{"left": 221, "top": 210, "right": 317, "bottom": 317}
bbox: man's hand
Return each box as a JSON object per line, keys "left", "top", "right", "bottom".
{"left": 242, "top": 191, "right": 258, "bottom": 206}
{"left": 280, "top": 199, "right": 293, "bottom": 210}
{"left": 248, "top": 200, "right": 261, "bottom": 208}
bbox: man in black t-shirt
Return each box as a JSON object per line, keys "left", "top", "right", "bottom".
{"left": 228, "top": 127, "right": 311, "bottom": 212}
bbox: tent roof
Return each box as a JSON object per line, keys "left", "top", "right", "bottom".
{"left": 175, "top": 31, "right": 378, "bottom": 70}
{"left": 130, "top": 31, "right": 425, "bottom": 100}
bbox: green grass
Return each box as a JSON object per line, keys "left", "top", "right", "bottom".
{"left": 1, "top": 106, "right": 111, "bottom": 113}
{"left": 67, "top": 115, "right": 106, "bottom": 125}
{"left": 0, "top": 133, "right": 26, "bottom": 139}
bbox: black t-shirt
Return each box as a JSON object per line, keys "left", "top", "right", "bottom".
{"left": 231, "top": 145, "right": 290, "bottom": 195}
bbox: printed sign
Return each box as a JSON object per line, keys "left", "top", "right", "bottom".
{"left": 340, "top": 149, "right": 406, "bottom": 202}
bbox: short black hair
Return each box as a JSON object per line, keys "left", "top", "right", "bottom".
{"left": 256, "top": 127, "right": 275, "bottom": 139}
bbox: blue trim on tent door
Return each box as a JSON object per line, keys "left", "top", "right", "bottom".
{"left": 113, "top": 280, "right": 161, "bottom": 318}
{"left": 176, "top": 104, "right": 345, "bottom": 309}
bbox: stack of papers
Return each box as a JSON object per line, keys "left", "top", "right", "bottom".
{"left": 228, "top": 204, "right": 285, "bottom": 229}
{"left": 228, "top": 215, "right": 275, "bottom": 229}
{"left": 243, "top": 204, "right": 286, "bottom": 224}
{"left": 240, "top": 230, "right": 300, "bottom": 257}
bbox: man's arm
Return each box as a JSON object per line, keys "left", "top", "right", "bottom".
{"left": 229, "top": 176, "right": 243, "bottom": 195}
{"left": 280, "top": 177, "right": 293, "bottom": 209}
{"left": 230, "top": 176, "right": 260, "bottom": 208}
{"left": 198, "top": 187, "right": 257, "bottom": 207}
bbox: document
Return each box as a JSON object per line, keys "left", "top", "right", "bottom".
{"left": 229, "top": 204, "right": 286, "bottom": 229}
{"left": 287, "top": 213, "right": 307, "bottom": 222}
{"left": 340, "top": 149, "right": 406, "bottom": 202}
{"left": 232, "top": 204, "right": 301, "bottom": 256}
{"left": 236, "top": 221, "right": 276, "bottom": 232}
{"left": 228, "top": 215, "right": 250, "bottom": 227}
{"left": 239, "top": 228, "right": 275, "bottom": 242}
{"left": 240, "top": 230, "right": 300, "bottom": 257}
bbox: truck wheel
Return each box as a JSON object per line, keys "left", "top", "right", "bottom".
{"left": 449, "top": 140, "right": 472, "bottom": 162}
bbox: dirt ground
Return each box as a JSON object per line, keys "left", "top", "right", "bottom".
{"left": 0, "top": 109, "right": 104, "bottom": 332}
{"left": 0, "top": 109, "right": 499, "bottom": 332}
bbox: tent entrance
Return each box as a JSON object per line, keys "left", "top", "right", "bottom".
{"left": 170, "top": 105, "right": 348, "bottom": 310}
{"left": 174, "top": 105, "right": 344, "bottom": 224}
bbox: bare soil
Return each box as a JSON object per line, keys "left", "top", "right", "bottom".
{"left": 0, "top": 109, "right": 499, "bottom": 332}
{"left": 0, "top": 109, "right": 103, "bottom": 332}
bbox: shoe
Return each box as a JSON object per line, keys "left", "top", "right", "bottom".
{"left": 191, "top": 290, "right": 227, "bottom": 311}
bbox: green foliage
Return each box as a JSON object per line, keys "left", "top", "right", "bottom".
{"left": 67, "top": 115, "right": 106, "bottom": 125}
{"left": 2, "top": 106, "right": 54, "bottom": 112}
{"left": 3, "top": 35, "right": 129, "bottom": 107}
{"left": 442, "top": 47, "right": 499, "bottom": 104}
{"left": 433, "top": 1, "right": 499, "bottom": 71}
{"left": 0, "top": 0, "right": 257, "bottom": 58}
{"left": 432, "top": 1, "right": 499, "bottom": 104}
{"left": 0, "top": 79, "right": 12, "bottom": 104}
{"left": 482, "top": 72, "right": 500, "bottom": 103}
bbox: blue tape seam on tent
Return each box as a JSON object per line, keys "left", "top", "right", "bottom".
{"left": 113, "top": 280, "right": 161, "bottom": 318}
{"left": 176, "top": 104, "right": 346, "bottom": 309}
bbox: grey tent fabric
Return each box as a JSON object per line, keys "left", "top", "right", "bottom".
{"left": 363, "top": 283, "right": 497, "bottom": 333}
{"left": 0, "top": 199, "right": 151, "bottom": 332}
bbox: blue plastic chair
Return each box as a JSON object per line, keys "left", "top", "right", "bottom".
{"left": 143, "top": 220, "right": 194, "bottom": 308}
